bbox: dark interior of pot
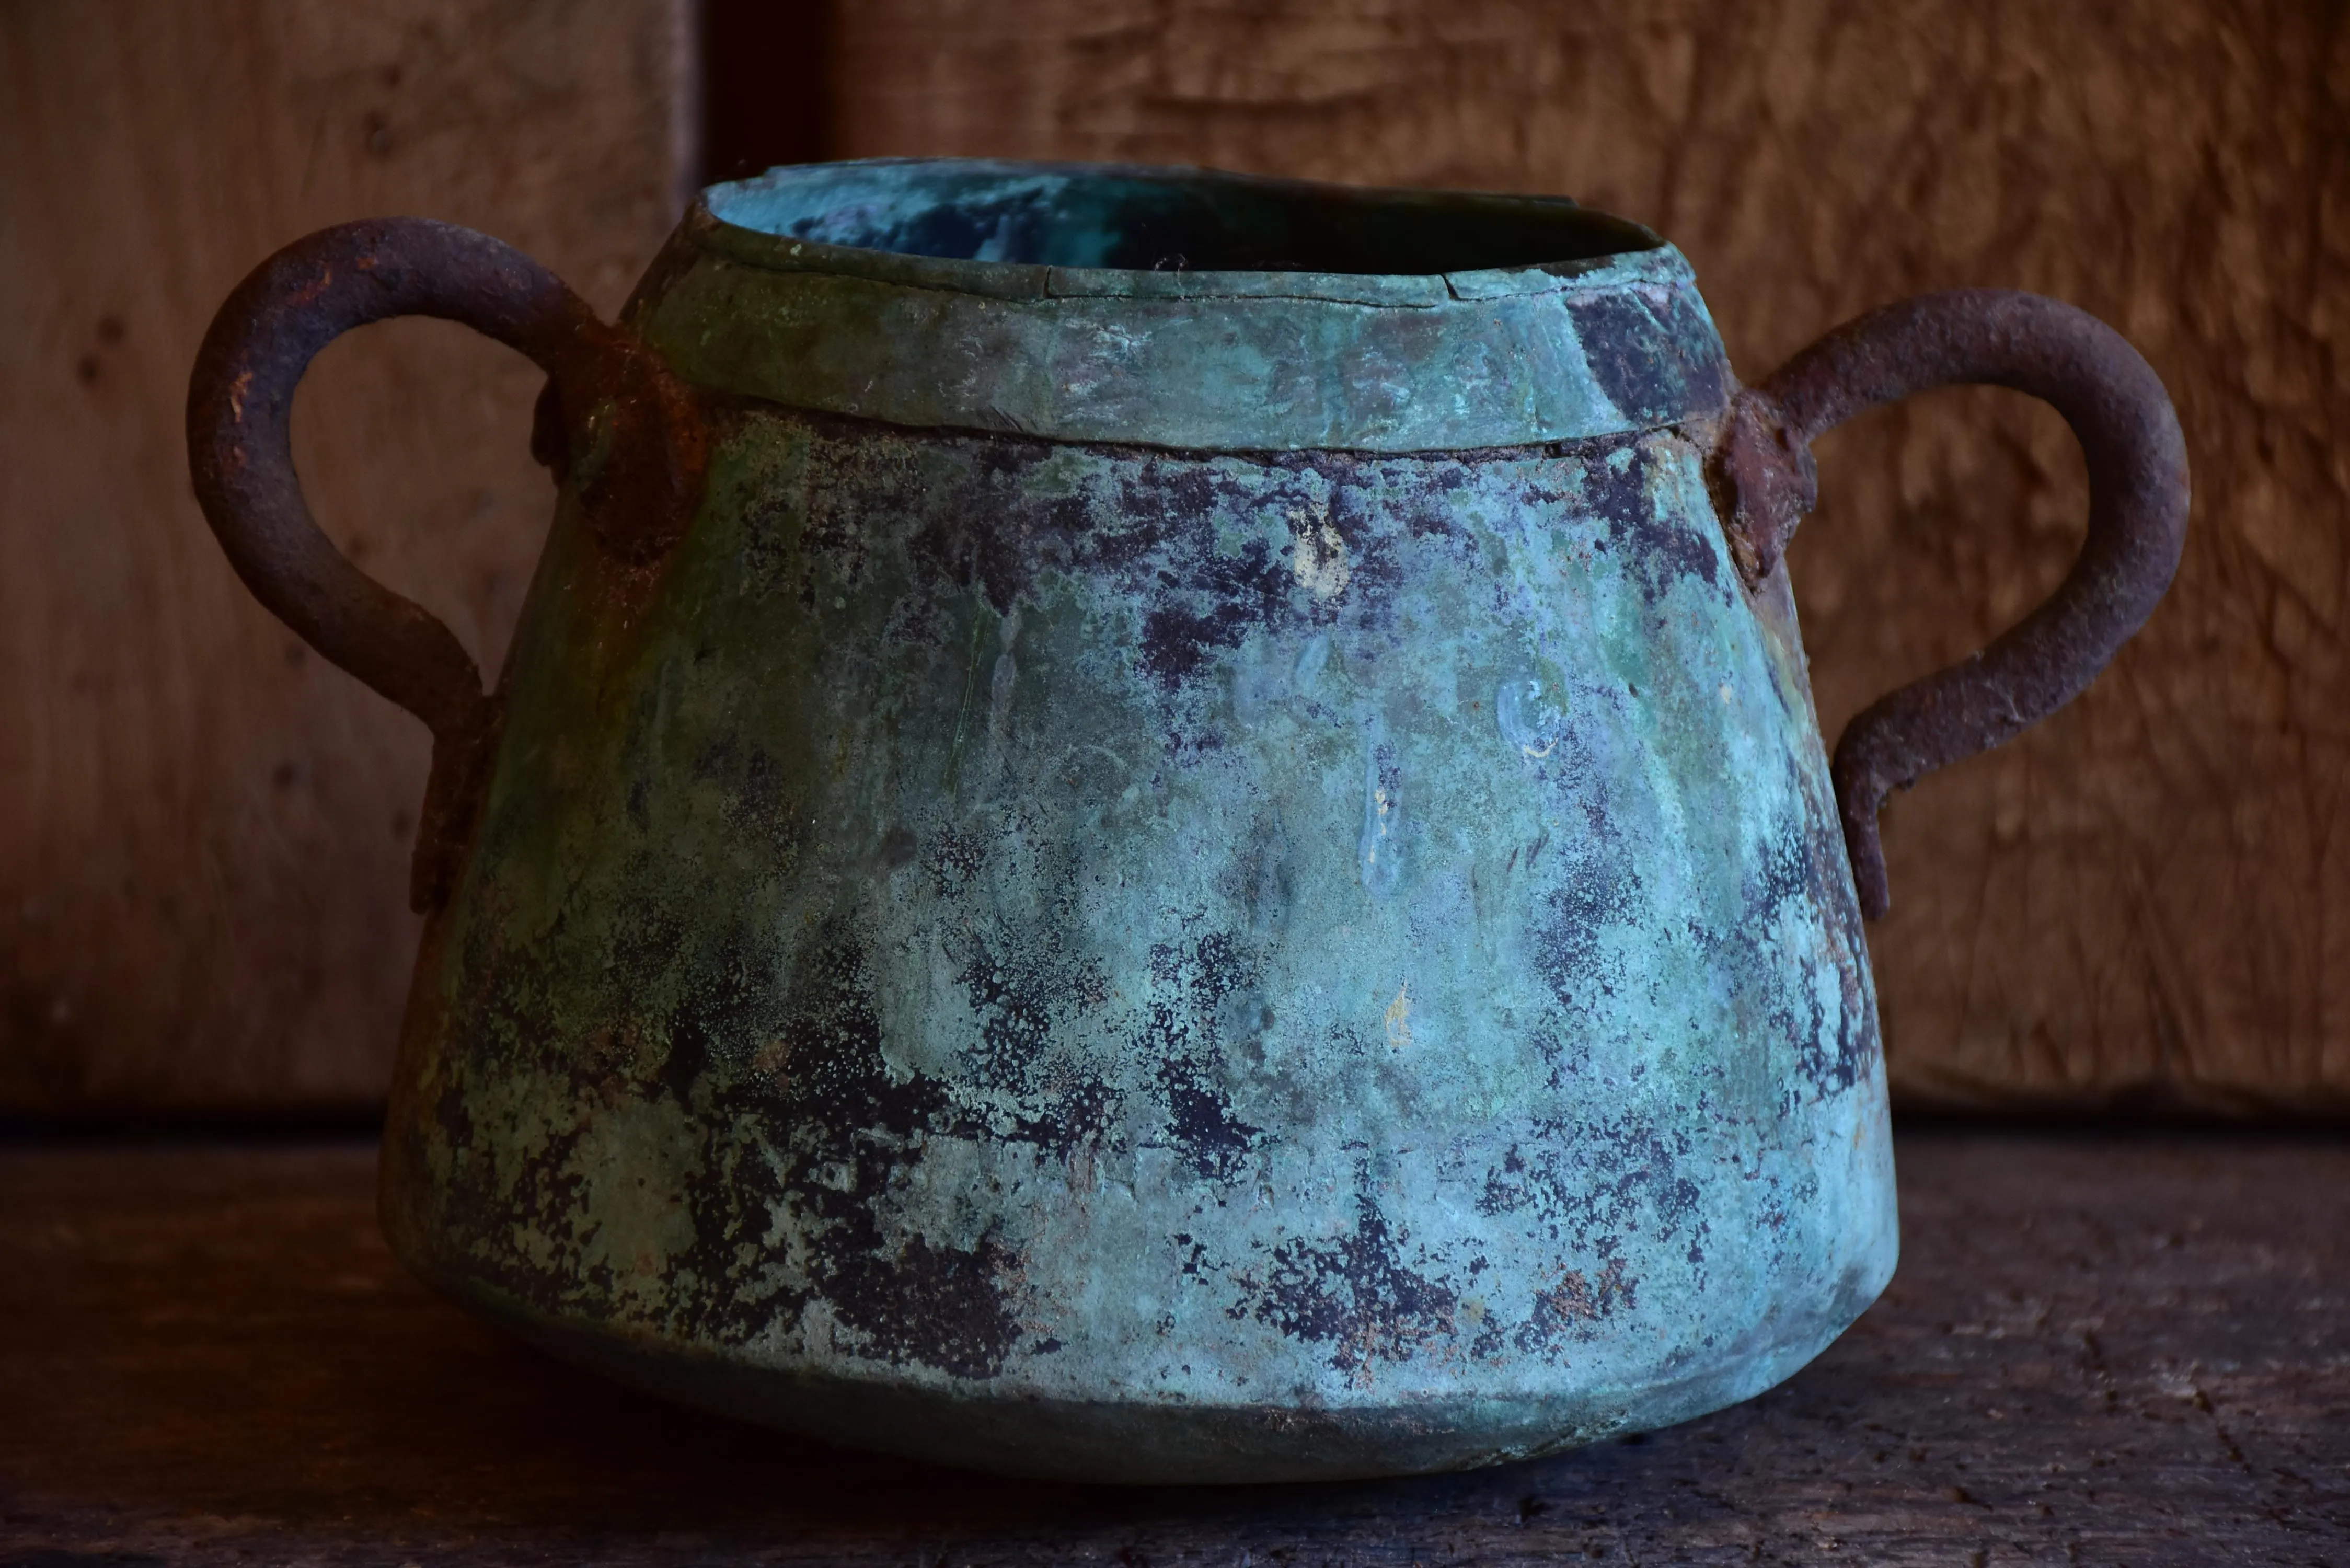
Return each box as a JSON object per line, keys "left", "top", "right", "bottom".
{"left": 706, "top": 158, "right": 1662, "bottom": 276}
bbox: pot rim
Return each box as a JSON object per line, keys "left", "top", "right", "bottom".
{"left": 626, "top": 156, "right": 1732, "bottom": 452}
{"left": 695, "top": 156, "right": 1676, "bottom": 309}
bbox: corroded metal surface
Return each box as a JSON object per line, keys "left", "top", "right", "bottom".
{"left": 1712, "top": 291, "right": 2191, "bottom": 918}
{"left": 379, "top": 402, "right": 1895, "bottom": 1482}
{"left": 185, "top": 159, "right": 2185, "bottom": 1484}
{"left": 640, "top": 162, "right": 1729, "bottom": 453}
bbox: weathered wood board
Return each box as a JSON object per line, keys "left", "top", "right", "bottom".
{"left": 3, "top": 1130, "right": 2343, "bottom": 1562}
{"left": 0, "top": 0, "right": 693, "bottom": 1115}
{"left": 831, "top": 0, "right": 2350, "bottom": 1114}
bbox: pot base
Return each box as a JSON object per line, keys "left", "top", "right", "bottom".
{"left": 459, "top": 1271, "right": 1884, "bottom": 1485}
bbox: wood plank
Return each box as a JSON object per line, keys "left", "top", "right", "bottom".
{"left": 831, "top": 0, "right": 2350, "bottom": 1115}
{"left": 2, "top": 1129, "right": 2343, "bottom": 1561}
{"left": 0, "top": 0, "right": 694, "bottom": 1116}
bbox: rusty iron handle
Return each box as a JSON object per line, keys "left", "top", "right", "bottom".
{"left": 1713, "top": 290, "right": 2190, "bottom": 920}
{"left": 187, "top": 217, "right": 702, "bottom": 911}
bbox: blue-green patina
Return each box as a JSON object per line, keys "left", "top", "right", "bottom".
{"left": 646, "top": 160, "right": 1729, "bottom": 452}
{"left": 380, "top": 159, "right": 1896, "bottom": 1483}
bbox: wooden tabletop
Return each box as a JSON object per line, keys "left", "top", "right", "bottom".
{"left": 2, "top": 1128, "right": 2344, "bottom": 1565}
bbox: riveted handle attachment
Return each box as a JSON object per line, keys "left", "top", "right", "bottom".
{"left": 187, "top": 217, "right": 704, "bottom": 910}
{"left": 1712, "top": 290, "right": 2188, "bottom": 920}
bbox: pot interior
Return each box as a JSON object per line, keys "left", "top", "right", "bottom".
{"left": 705, "top": 157, "right": 1661, "bottom": 277}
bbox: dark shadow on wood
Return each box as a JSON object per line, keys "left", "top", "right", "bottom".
{"left": 702, "top": 0, "right": 832, "bottom": 183}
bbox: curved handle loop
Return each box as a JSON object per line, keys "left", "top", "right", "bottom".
{"left": 1712, "top": 290, "right": 2189, "bottom": 920}
{"left": 187, "top": 217, "right": 702, "bottom": 910}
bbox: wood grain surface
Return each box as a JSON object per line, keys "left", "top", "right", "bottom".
{"left": 3, "top": 1129, "right": 2344, "bottom": 1563}
{"left": 0, "top": 0, "right": 693, "bottom": 1116}
{"left": 831, "top": 1, "right": 2350, "bottom": 1115}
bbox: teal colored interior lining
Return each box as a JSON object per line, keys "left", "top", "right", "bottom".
{"left": 706, "top": 159, "right": 1661, "bottom": 277}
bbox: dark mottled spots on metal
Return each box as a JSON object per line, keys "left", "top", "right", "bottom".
{"left": 760, "top": 931, "right": 938, "bottom": 1132}
{"left": 1137, "top": 934, "right": 1266, "bottom": 1180}
{"left": 1398, "top": 465, "right": 1476, "bottom": 540}
{"left": 435, "top": 905, "right": 1033, "bottom": 1377}
{"left": 927, "top": 827, "right": 985, "bottom": 891}
{"left": 1514, "top": 1256, "right": 1636, "bottom": 1352}
{"left": 1248, "top": 1192, "right": 1459, "bottom": 1374}
{"left": 658, "top": 926, "right": 769, "bottom": 1105}
{"left": 884, "top": 436, "right": 1090, "bottom": 617}
{"left": 793, "top": 468, "right": 881, "bottom": 609}
{"left": 821, "top": 1232, "right": 1025, "bottom": 1381}
{"left": 1529, "top": 856, "right": 1640, "bottom": 1015}
{"left": 1104, "top": 462, "right": 1246, "bottom": 573}
{"left": 1578, "top": 435, "right": 1723, "bottom": 604}
{"left": 1138, "top": 536, "right": 1290, "bottom": 691}
{"left": 1563, "top": 289, "right": 1731, "bottom": 431}
{"left": 1156, "top": 1052, "right": 1261, "bottom": 1182}
{"left": 736, "top": 487, "right": 798, "bottom": 599}
{"left": 957, "top": 945, "right": 1058, "bottom": 1092}
{"left": 1006, "top": 1075, "right": 1124, "bottom": 1160}
{"left": 1738, "top": 817, "right": 1878, "bottom": 1094}
{"left": 698, "top": 930, "right": 1027, "bottom": 1374}
{"left": 1476, "top": 1116, "right": 1698, "bottom": 1261}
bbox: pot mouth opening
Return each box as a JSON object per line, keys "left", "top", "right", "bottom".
{"left": 703, "top": 157, "right": 1662, "bottom": 280}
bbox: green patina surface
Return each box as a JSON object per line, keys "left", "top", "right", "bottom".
{"left": 625, "top": 160, "right": 1731, "bottom": 454}
{"left": 379, "top": 160, "right": 1896, "bottom": 1483}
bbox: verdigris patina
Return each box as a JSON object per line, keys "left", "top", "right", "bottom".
{"left": 186, "top": 159, "right": 2187, "bottom": 1483}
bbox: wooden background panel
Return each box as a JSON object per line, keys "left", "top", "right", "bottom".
{"left": 834, "top": 0, "right": 2350, "bottom": 1113}
{"left": 0, "top": 0, "right": 693, "bottom": 1116}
